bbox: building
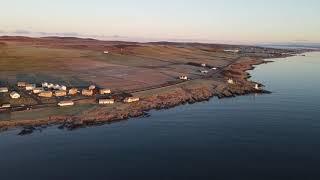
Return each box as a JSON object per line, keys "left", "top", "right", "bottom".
{"left": 53, "top": 84, "right": 61, "bottom": 90}
{"left": 224, "top": 49, "right": 240, "bottom": 53}
{"left": 1, "top": 103, "right": 11, "bottom": 108}
{"left": 99, "top": 99, "right": 115, "bottom": 105}
{"left": 103, "top": 51, "right": 109, "bottom": 54}
{"left": 17, "top": 82, "right": 27, "bottom": 87}
{"left": 179, "top": 76, "right": 188, "bottom": 80}
{"left": 68, "top": 88, "right": 78, "bottom": 95}
{"left": 33, "top": 87, "right": 44, "bottom": 94}
{"left": 47, "top": 83, "right": 54, "bottom": 89}
{"left": 100, "top": 89, "right": 111, "bottom": 95}
{"left": 54, "top": 90, "right": 67, "bottom": 97}
{"left": 10, "top": 91, "right": 20, "bottom": 99}
{"left": 38, "top": 91, "right": 53, "bottom": 98}
{"left": 89, "top": 85, "right": 96, "bottom": 90}
{"left": 254, "top": 84, "right": 260, "bottom": 90}
{"left": 227, "top": 79, "right": 234, "bottom": 84}
{"left": 42, "top": 82, "right": 48, "bottom": 88}
{"left": 200, "top": 70, "right": 209, "bottom": 74}
{"left": 0, "top": 87, "right": 9, "bottom": 93}
{"left": 82, "top": 89, "right": 93, "bottom": 96}
{"left": 58, "top": 101, "right": 74, "bottom": 107}
{"left": 25, "top": 84, "right": 36, "bottom": 91}
{"left": 201, "top": 63, "right": 206, "bottom": 67}
{"left": 59, "top": 85, "right": 67, "bottom": 91}
{"left": 211, "top": 67, "right": 217, "bottom": 70}
{"left": 124, "top": 97, "right": 140, "bottom": 103}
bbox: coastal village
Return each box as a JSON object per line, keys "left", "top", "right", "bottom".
{"left": 0, "top": 75, "right": 260, "bottom": 113}
{"left": 0, "top": 36, "right": 305, "bottom": 130}
{"left": 0, "top": 80, "right": 142, "bottom": 112}
{"left": 0, "top": 47, "right": 266, "bottom": 113}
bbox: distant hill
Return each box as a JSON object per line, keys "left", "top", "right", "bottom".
{"left": 258, "top": 43, "right": 320, "bottom": 49}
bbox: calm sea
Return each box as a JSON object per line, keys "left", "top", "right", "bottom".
{"left": 0, "top": 52, "right": 320, "bottom": 180}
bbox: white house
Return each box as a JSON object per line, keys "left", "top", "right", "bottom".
{"left": 17, "top": 82, "right": 27, "bottom": 87}
{"left": 99, "top": 99, "right": 115, "bottom": 105}
{"left": 227, "top": 79, "right": 234, "bottom": 84}
{"left": 200, "top": 70, "right": 209, "bottom": 74}
{"left": 103, "top": 51, "right": 109, "bottom": 54}
{"left": 254, "top": 84, "right": 260, "bottom": 90}
{"left": 53, "top": 84, "right": 61, "bottom": 90}
{"left": 201, "top": 63, "right": 207, "bottom": 67}
{"left": 38, "top": 91, "right": 53, "bottom": 98}
{"left": 1, "top": 103, "right": 11, "bottom": 108}
{"left": 47, "top": 83, "right": 54, "bottom": 89}
{"left": 10, "top": 91, "right": 21, "bottom": 99}
{"left": 211, "top": 67, "right": 217, "bottom": 70}
{"left": 179, "top": 76, "right": 188, "bottom": 80}
{"left": 68, "top": 88, "right": 78, "bottom": 95}
{"left": 224, "top": 49, "right": 240, "bottom": 53}
{"left": 82, "top": 89, "right": 93, "bottom": 96}
{"left": 58, "top": 101, "right": 74, "bottom": 107}
{"left": 124, "top": 97, "right": 140, "bottom": 103}
{"left": 42, "top": 82, "right": 49, "bottom": 88}
{"left": 33, "top": 87, "right": 44, "bottom": 94}
{"left": 100, "top": 89, "right": 111, "bottom": 95}
{"left": 0, "top": 87, "right": 9, "bottom": 93}
{"left": 89, "top": 85, "right": 96, "bottom": 90}
{"left": 55, "top": 90, "right": 67, "bottom": 97}
{"left": 59, "top": 85, "right": 67, "bottom": 91}
{"left": 25, "top": 84, "right": 36, "bottom": 91}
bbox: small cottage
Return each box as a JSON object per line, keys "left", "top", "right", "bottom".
{"left": 47, "top": 83, "right": 54, "bottom": 89}
{"left": 58, "top": 101, "right": 74, "bottom": 107}
{"left": 60, "top": 85, "right": 67, "bottom": 91}
{"left": 33, "top": 87, "right": 44, "bottom": 94}
{"left": 124, "top": 97, "right": 140, "bottom": 103}
{"left": 179, "top": 76, "right": 188, "bottom": 80}
{"left": 38, "top": 91, "right": 53, "bottom": 98}
{"left": 224, "top": 49, "right": 240, "bottom": 53}
{"left": 103, "top": 51, "right": 109, "bottom": 54}
{"left": 55, "top": 90, "right": 67, "bottom": 97}
{"left": 17, "top": 82, "right": 27, "bottom": 87}
{"left": 10, "top": 91, "right": 20, "bottom": 99}
{"left": 227, "top": 79, "right": 234, "bottom": 84}
{"left": 0, "top": 87, "right": 9, "bottom": 93}
{"left": 100, "top": 89, "right": 111, "bottom": 95}
{"left": 68, "top": 88, "right": 78, "bottom": 95}
{"left": 254, "top": 84, "right": 260, "bottom": 90}
{"left": 25, "top": 84, "right": 36, "bottom": 91}
{"left": 1, "top": 103, "right": 11, "bottom": 108}
{"left": 53, "top": 84, "right": 61, "bottom": 90}
{"left": 201, "top": 63, "right": 207, "bottom": 67}
{"left": 82, "top": 89, "right": 93, "bottom": 96}
{"left": 200, "top": 70, "right": 209, "bottom": 74}
{"left": 89, "top": 85, "right": 96, "bottom": 90}
{"left": 99, "top": 99, "right": 115, "bottom": 105}
{"left": 42, "top": 82, "right": 48, "bottom": 88}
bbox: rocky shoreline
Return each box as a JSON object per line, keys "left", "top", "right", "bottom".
{"left": 0, "top": 57, "right": 275, "bottom": 134}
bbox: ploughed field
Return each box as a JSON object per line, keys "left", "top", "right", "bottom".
{"left": 0, "top": 36, "right": 297, "bottom": 125}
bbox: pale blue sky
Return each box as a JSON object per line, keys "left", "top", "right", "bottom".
{"left": 0, "top": 0, "right": 319, "bottom": 44}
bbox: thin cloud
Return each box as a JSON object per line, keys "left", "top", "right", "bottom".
{"left": 293, "top": 39, "right": 310, "bottom": 42}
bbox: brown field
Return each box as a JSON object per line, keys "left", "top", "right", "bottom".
{"left": 0, "top": 36, "right": 240, "bottom": 91}
{"left": 0, "top": 36, "right": 293, "bottom": 125}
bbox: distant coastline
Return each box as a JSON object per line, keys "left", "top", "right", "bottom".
{"left": 0, "top": 36, "right": 311, "bottom": 133}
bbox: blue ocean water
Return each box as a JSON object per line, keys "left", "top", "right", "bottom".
{"left": 0, "top": 52, "right": 319, "bottom": 180}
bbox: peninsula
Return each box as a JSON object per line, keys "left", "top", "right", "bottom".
{"left": 0, "top": 36, "right": 307, "bottom": 132}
